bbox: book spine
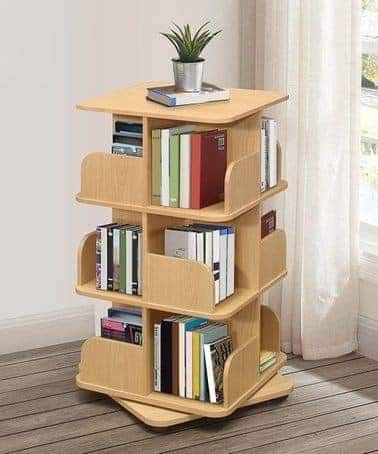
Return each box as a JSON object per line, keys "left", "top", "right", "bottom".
{"left": 95, "top": 228, "right": 101, "bottom": 289}
{"left": 119, "top": 228, "right": 127, "bottom": 293}
{"left": 212, "top": 230, "right": 220, "bottom": 304}
{"left": 113, "top": 228, "right": 120, "bottom": 291}
{"left": 226, "top": 228, "right": 235, "bottom": 297}
{"left": 125, "top": 324, "right": 142, "bottom": 345}
{"left": 204, "top": 231, "right": 213, "bottom": 271}
{"left": 169, "top": 134, "right": 180, "bottom": 208}
{"left": 160, "top": 129, "right": 170, "bottom": 206}
{"left": 196, "top": 232, "right": 205, "bottom": 263}
{"left": 204, "top": 344, "right": 216, "bottom": 403}
{"left": 179, "top": 134, "right": 191, "bottom": 208}
{"left": 101, "top": 318, "right": 124, "bottom": 332}
{"left": 192, "top": 332, "right": 200, "bottom": 400}
{"left": 190, "top": 133, "right": 202, "bottom": 209}
{"left": 126, "top": 229, "right": 133, "bottom": 294}
{"left": 137, "top": 231, "right": 143, "bottom": 296}
{"left": 188, "top": 231, "right": 197, "bottom": 260}
{"left": 178, "top": 322, "right": 185, "bottom": 398}
{"left": 100, "top": 227, "right": 108, "bottom": 290}
{"left": 151, "top": 129, "right": 161, "bottom": 205}
{"left": 107, "top": 228, "right": 114, "bottom": 290}
{"left": 171, "top": 321, "right": 179, "bottom": 395}
{"left": 268, "top": 119, "right": 278, "bottom": 187}
{"left": 154, "top": 323, "right": 161, "bottom": 391}
{"left": 160, "top": 320, "right": 172, "bottom": 393}
{"left": 185, "top": 330, "right": 193, "bottom": 398}
{"left": 131, "top": 230, "right": 138, "bottom": 295}
{"left": 219, "top": 230, "right": 227, "bottom": 301}
{"left": 260, "top": 128, "right": 266, "bottom": 192}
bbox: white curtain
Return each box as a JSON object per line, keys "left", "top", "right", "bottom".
{"left": 246, "top": 0, "right": 361, "bottom": 359}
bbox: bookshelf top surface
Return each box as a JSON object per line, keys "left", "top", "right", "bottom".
{"left": 77, "top": 82, "right": 288, "bottom": 123}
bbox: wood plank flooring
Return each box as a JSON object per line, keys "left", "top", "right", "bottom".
{"left": 1, "top": 342, "right": 378, "bottom": 453}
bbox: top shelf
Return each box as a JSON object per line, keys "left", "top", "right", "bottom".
{"left": 77, "top": 82, "right": 288, "bottom": 124}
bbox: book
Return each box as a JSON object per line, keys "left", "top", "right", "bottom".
{"left": 191, "top": 130, "right": 227, "bottom": 209}
{"left": 171, "top": 317, "right": 184, "bottom": 395}
{"left": 199, "top": 323, "right": 228, "bottom": 401}
{"left": 178, "top": 317, "right": 207, "bottom": 398}
{"left": 119, "top": 226, "right": 128, "bottom": 293}
{"left": 95, "top": 228, "right": 101, "bottom": 289}
{"left": 185, "top": 329, "right": 193, "bottom": 398}
{"left": 179, "top": 133, "right": 191, "bottom": 208}
{"left": 100, "top": 308, "right": 142, "bottom": 345}
{"left": 112, "top": 227, "right": 121, "bottom": 291}
{"left": 260, "top": 128, "right": 267, "bottom": 192}
{"left": 261, "top": 210, "right": 276, "bottom": 238}
{"left": 164, "top": 227, "right": 197, "bottom": 260}
{"left": 204, "top": 336, "right": 233, "bottom": 403}
{"left": 96, "top": 223, "right": 117, "bottom": 291}
{"left": 137, "top": 230, "right": 143, "bottom": 296}
{"left": 266, "top": 117, "right": 278, "bottom": 188}
{"left": 151, "top": 129, "right": 161, "bottom": 205}
{"left": 154, "top": 323, "right": 161, "bottom": 391}
{"left": 226, "top": 226, "right": 235, "bottom": 297}
{"left": 260, "top": 350, "right": 277, "bottom": 373}
{"left": 131, "top": 228, "right": 140, "bottom": 295}
{"left": 160, "top": 315, "right": 180, "bottom": 393}
{"left": 114, "top": 121, "right": 143, "bottom": 135}
{"left": 192, "top": 329, "right": 201, "bottom": 400}
{"left": 147, "top": 83, "right": 230, "bottom": 107}
{"left": 169, "top": 133, "right": 180, "bottom": 208}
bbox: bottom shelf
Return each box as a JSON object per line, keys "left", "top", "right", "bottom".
{"left": 112, "top": 372, "right": 293, "bottom": 428}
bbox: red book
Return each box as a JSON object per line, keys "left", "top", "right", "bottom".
{"left": 190, "top": 130, "right": 227, "bottom": 209}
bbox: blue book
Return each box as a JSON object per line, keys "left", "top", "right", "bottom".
{"left": 199, "top": 323, "right": 228, "bottom": 401}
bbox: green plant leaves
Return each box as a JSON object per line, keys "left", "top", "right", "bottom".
{"left": 160, "top": 22, "right": 222, "bottom": 62}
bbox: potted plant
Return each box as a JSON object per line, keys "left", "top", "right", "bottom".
{"left": 161, "top": 22, "right": 222, "bottom": 93}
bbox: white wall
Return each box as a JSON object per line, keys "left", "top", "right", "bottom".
{"left": 0, "top": 0, "right": 241, "bottom": 352}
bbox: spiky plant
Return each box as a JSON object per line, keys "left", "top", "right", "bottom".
{"left": 161, "top": 22, "right": 222, "bottom": 63}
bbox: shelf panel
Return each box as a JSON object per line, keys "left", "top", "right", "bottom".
{"left": 112, "top": 372, "right": 293, "bottom": 427}
{"left": 260, "top": 229, "right": 287, "bottom": 290}
{"left": 77, "top": 180, "right": 287, "bottom": 222}
{"left": 77, "top": 82, "right": 288, "bottom": 124}
{"left": 76, "top": 340, "right": 286, "bottom": 418}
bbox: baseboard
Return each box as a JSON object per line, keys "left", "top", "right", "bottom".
{"left": 0, "top": 305, "right": 94, "bottom": 355}
{"left": 358, "top": 315, "right": 378, "bottom": 361}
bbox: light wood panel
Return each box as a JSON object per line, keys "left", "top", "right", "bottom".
{"left": 261, "top": 305, "right": 280, "bottom": 355}
{"left": 112, "top": 373, "right": 292, "bottom": 428}
{"left": 77, "top": 152, "right": 148, "bottom": 208}
{"left": 77, "top": 232, "right": 95, "bottom": 286}
{"left": 76, "top": 337, "right": 148, "bottom": 397}
{"left": 260, "top": 229, "right": 287, "bottom": 290}
{"left": 77, "top": 82, "right": 288, "bottom": 124}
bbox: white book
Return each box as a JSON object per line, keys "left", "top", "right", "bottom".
{"left": 165, "top": 228, "right": 197, "bottom": 260}
{"left": 196, "top": 232, "right": 204, "bottom": 263}
{"left": 226, "top": 227, "right": 235, "bottom": 297}
{"left": 153, "top": 323, "right": 161, "bottom": 391}
{"left": 268, "top": 119, "right": 278, "bottom": 187}
{"left": 204, "top": 343, "right": 216, "bottom": 403}
{"left": 100, "top": 227, "right": 108, "bottom": 290}
{"left": 112, "top": 228, "right": 120, "bottom": 291}
{"left": 204, "top": 231, "right": 213, "bottom": 271}
{"left": 126, "top": 229, "right": 133, "bottom": 294}
{"left": 185, "top": 330, "right": 193, "bottom": 398}
{"left": 179, "top": 133, "right": 191, "bottom": 208}
{"left": 137, "top": 231, "right": 143, "bottom": 296}
{"left": 260, "top": 128, "right": 267, "bottom": 192}
{"left": 160, "top": 129, "right": 170, "bottom": 206}
{"left": 218, "top": 228, "right": 228, "bottom": 301}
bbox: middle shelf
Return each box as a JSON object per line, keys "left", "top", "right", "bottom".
{"left": 76, "top": 208, "right": 287, "bottom": 320}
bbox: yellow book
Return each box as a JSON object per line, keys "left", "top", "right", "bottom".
{"left": 192, "top": 331, "right": 200, "bottom": 400}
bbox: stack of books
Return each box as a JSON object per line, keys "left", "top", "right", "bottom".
{"left": 152, "top": 127, "right": 227, "bottom": 209}
{"left": 165, "top": 224, "right": 235, "bottom": 304}
{"left": 259, "top": 350, "right": 277, "bottom": 373}
{"left": 154, "top": 316, "right": 232, "bottom": 403}
{"left": 95, "top": 223, "right": 143, "bottom": 295}
{"left": 101, "top": 306, "right": 142, "bottom": 345}
{"left": 147, "top": 83, "right": 230, "bottom": 107}
{"left": 261, "top": 117, "right": 278, "bottom": 192}
{"left": 112, "top": 120, "right": 143, "bottom": 157}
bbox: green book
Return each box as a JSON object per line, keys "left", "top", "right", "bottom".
{"left": 151, "top": 129, "right": 161, "bottom": 205}
{"left": 169, "top": 134, "right": 180, "bottom": 208}
{"left": 119, "top": 227, "right": 127, "bottom": 293}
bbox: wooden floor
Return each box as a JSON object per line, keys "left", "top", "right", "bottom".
{"left": 1, "top": 343, "right": 378, "bottom": 454}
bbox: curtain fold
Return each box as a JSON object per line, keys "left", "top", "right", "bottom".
{"left": 249, "top": 0, "right": 361, "bottom": 359}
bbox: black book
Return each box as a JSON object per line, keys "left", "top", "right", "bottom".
{"left": 160, "top": 318, "right": 173, "bottom": 393}
{"left": 107, "top": 226, "right": 115, "bottom": 290}
{"left": 132, "top": 230, "right": 139, "bottom": 295}
{"left": 115, "top": 121, "right": 143, "bottom": 135}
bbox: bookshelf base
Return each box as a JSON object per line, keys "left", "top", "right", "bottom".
{"left": 111, "top": 372, "right": 293, "bottom": 428}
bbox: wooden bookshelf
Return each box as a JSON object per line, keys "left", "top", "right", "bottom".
{"left": 75, "top": 82, "right": 293, "bottom": 427}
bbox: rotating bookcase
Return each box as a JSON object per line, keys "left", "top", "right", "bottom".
{"left": 75, "top": 82, "right": 293, "bottom": 427}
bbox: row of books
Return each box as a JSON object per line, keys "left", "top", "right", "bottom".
{"left": 151, "top": 127, "right": 227, "bottom": 209}
{"left": 101, "top": 306, "right": 142, "bottom": 345}
{"left": 112, "top": 121, "right": 143, "bottom": 157}
{"left": 154, "top": 316, "right": 232, "bottom": 403}
{"left": 165, "top": 224, "right": 235, "bottom": 304}
{"left": 261, "top": 117, "right": 278, "bottom": 191}
{"left": 260, "top": 350, "right": 277, "bottom": 372}
{"left": 95, "top": 223, "right": 143, "bottom": 295}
